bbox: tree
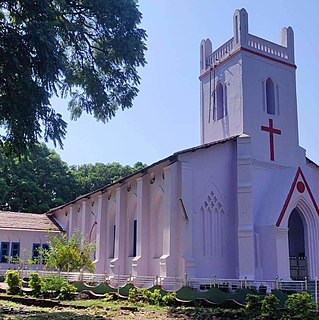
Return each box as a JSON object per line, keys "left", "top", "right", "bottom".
{"left": 0, "top": 143, "right": 147, "bottom": 213}
{"left": 0, "top": 143, "right": 78, "bottom": 213}
{"left": 41, "top": 231, "right": 95, "bottom": 272}
{"left": 71, "top": 161, "right": 147, "bottom": 194}
{"left": 0, "top": 0, "right": 147, "bottom": 156}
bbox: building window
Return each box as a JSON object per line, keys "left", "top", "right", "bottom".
{"left": 110, "top": 225, "right": 116, "bottom": 259}
{"left": 42, "top": 244, "right": 49, "bottom": 264}
{"left": 0, "top": 242, "right": 9, "bottom": 263}
{"left": 32, "top": 243, "right": 41, "bottom": 264}
{"left": 266, "top": 77, "right": 276, "bottom": 115}
{"left": 11, "top": 242, "right": 20, "bottom": 263}
{"left": 132, "top": 219, "right": 137, "bottom": 257}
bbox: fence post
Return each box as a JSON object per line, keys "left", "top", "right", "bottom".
{"left": 213, "top": 274, "right": 216, "bottom": 287}
{"left": 304, "top": 277, "right": 307, "bottom": 291}
{"left": 244, "top": 276, "right": 247, "bottom": 289}
{"left": 275, "top": 276, "right": 279, "bottom": 290}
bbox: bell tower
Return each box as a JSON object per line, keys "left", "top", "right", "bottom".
{"left": 200, "top": 9, "right": 300, "bottom": 166}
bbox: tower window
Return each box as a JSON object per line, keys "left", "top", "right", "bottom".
{"left": 266, "top": 77, "right": 276, "bottom": 115}
{"left": 216, "top": 82, "right": 225, "bottom": 120}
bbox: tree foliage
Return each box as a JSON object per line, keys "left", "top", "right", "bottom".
{"left": 0, "top": 143, "right": 147, "bottom": 213}
{"left": 72, "top": 161, "right": 146, "bottom": 194}
{"left": 0, "top": 0, "right": 147, "bottom": 155}
{"left": 0, "top": 143, "right": 78, "bottom": 213}
{"left": 42, "top": 231, "right": 95, "bottom": 272}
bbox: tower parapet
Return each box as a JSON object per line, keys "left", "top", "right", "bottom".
{"left": 200, "top": 8, "right": 294, "bottom": 74}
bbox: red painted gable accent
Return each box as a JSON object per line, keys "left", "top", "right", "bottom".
{"left": 276, "top": 167, "right": 319, "bottom": 227}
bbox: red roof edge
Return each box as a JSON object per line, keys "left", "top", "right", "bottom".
{"left": 276, "top": 167, "right": 319, "bottom": 227}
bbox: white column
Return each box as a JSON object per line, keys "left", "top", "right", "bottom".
{"left": 159, "top": 162, "right": 179, "bottom": 277}
{"left": 132, "top": 176, "right": 149, "bottom": 276}
{"left": 237, "top": 136, "right": 255, "bottom": 279}
{"left": 94, "top": 194, "right": 108, "bottom": 273}
{"left": 180, "top": 162, "right": 195, "bottom": 277}
{"left": 80, "top": 200, "right": 90, "bottom": 239}
{"left": 110, "top": 186, "right": 126, "bottom": 275}
{"left": 276, "top": 227, "right": 290, "bottom": 280}
{"left": 68, "top": 206, "right": 74, "bottom": 236}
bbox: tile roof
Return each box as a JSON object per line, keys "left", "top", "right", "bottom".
{"left": 0, "top": 211, "right": 62, "bottom": 232}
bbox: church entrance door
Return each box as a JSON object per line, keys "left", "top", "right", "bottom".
{"left": 288, "top": 208, "right": 308, "bottom": 280}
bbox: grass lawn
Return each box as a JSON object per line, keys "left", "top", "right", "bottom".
{"left": 0, "top": 298, "right": 180, "bottom": 320}
{"left": 0, "top": 298, "right": 244, "bottom": 319}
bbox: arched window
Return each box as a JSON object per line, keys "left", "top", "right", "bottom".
{"left": 108, "top": 207, "right": 116, "bottom": 259}
{"left": 127, "top": 199, "right": 137, "bottom": 257}
{"left": 216, "top": 82, "right": 224, "bottom": 120}
{"left": 266, "top": 77, "right": 276, "bottom": 115}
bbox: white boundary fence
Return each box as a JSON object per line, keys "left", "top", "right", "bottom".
{"left": 0, "top": 269, "right": 317, "bottom": 306}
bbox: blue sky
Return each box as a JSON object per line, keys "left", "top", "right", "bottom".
{"left": 49, "top": 1, "right": 319, "bottom": 166}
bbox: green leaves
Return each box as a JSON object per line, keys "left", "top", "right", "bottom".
{"left": 0, "top": 143, "right": 147, "bottom": 213}
{"left": 42, "top": 231, "right": 95, "bottom": 273}
{"left": 72, "top": 161, "right": 147, "bottom": 195}
{"left": 0, "top": 0, "right": 147, "bottom": 156}
{"left": 0, "top": 143, "right": 78, "bottom": 213}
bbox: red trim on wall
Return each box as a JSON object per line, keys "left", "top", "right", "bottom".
{"left": 276, "top": 167, "right": 319, "bottom": 227}
{"left": 241, "top": 47, "right": 297, "bottom": 69}
{"left": 299, "top": 169, "right": 319, "bottom": 216}
{"left": 199, "top": 46, "right": 297, "bottom": 80}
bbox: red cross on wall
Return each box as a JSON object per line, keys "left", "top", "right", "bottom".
{"left": 261, "top": 119, "right": 281, "bottom": 161}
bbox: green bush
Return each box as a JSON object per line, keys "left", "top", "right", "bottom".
{"left": 284, "top": 291, "right": 315, "bottom": 320}
{"left": 5, "top": 270, "right": 22, "bottom": 295}
{"left": 41, "top": 275, "right": 76, "bottom": 300}
{"left": 28, "top": 274, "right": 76, "bottom": 300}
{"left": 260, "top": 294, "right": 279, "bottom": 320}
{"left": 162, "top": 291, "right": 176, "bottom": 306}
{"left": 28, "top": 272, "right": 43, "bottom": 297}
{"left": 244, "top": 294, "right": 262, "bottom": 320}
{"left": 58, "top": 283, "right": 77, "bottom": 300}
{"left": 104, "top": 292, "right": 115, "bottom": 302}
{"left": 128, "top": 288, "right": 176, "bottom": 306}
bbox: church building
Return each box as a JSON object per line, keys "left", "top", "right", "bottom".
{"left": 1, "top": 8, "right": 319, "bottom": 282}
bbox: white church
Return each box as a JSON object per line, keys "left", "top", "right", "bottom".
{"left": 1, "top": 8, "right": 319, "bottom": 282}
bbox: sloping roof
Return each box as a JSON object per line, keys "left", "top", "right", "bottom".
{"left": 47, "top": 136, "right": 238, "bottom": 214}
{"left": 0, "top": 211, "right": 62, "bottom": 232}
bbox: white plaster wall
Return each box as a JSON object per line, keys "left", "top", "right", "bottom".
{"left": 0, "top": 230, "right": 54, "bottom": 270}
{"left": 179, "top": 141, "right": 238, "bottom": 278}
{"left": 200, "top": 55, "right": 243, "bottom": 144}
{"left": 241, "top": 52, "right": 300, "bottom": 167}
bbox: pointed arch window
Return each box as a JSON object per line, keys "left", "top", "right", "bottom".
{"left": 266, "top": 77, "right": 276, "bottom": 115}
{"left": 216, "top": 82, "right": 225, "bottom": 120}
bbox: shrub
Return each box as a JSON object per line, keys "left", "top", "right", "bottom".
{"left": 104, "top": 293, "right": 115, "bottom": 302}
{"left": 128, "top": 287, "right": 176, "bottom": 306}
{"left": 28, "top": 272, "right": 43, "bottom": 297}
{"left": 260, "top": 294, "right": 279, "bottom": 320}
{"left": 58, "top": 283, "right": 77, "bottom": 300}
{"left": 39, "top": 275, "right": 76, "bottom": 300}
{"left": 5, "top": 270, "right": 22, "bottom": 295}
{"left": 284, "top": 291, "right": 315, "bottom": 320}
{"left": 162, "top": 291, "right": 176, "bottom": 306}
{"left": 244, "top": 294, "right": 261, "bottom": 320}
